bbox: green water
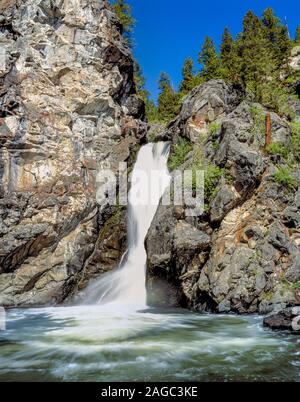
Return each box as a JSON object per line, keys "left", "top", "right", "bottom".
{"left": 0, "top": 305, "right": 299, "bottom": 382}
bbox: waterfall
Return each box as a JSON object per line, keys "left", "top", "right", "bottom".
{"left": 84, "top": 142, "right": 171, "bottom": 307}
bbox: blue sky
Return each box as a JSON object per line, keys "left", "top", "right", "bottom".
{"left": 127, "top": 0, "right": 300, "bottom": 101}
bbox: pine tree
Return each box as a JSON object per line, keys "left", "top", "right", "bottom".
{"left": 179, "top": 58, "right": 197, "bottom": 94}
{"left": 262, "top": 8, "right": 291, "bottom": 68}
{"left": 220, "top": 27, "right": 240, "bottom": 82}
{"left": 295, "top": 26, "right": 300, "bottom": 45}
{"left": 157, "top": 72, "right": 180, "bottom": 122}
{"left": 134, "top": 62, "right": 161, "bottom": 121}
{"left": 276, "top": 25, "right": 292, "bottom": 68}
{"left": 112, "top": 1, "right": 165, "bottom": 122}
{"left": 198, "top": 37, "right": 222, "bottom": 81}
{"left": 145, "top": 99, "right": 159, "bottom": 122}
{"left": 262, "top": 8, "right": 281, "bottom": 45}
{"left": 220, "top": 28, "right": 233, "bottom": 63}
{"left": 134, "top": 61, "right": 149, "bottom": 101}
{"left": 112, "top": 0, "right": 135, "bottom": 46}
{"left": 237, "top": 10, "right": 276, "bottom": 101}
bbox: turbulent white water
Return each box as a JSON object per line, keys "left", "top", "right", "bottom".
{"left": 84, "top": 142, "right": 171, "bottom": 307}
{"left": 4, "top": 307, "right": 299, "bottom": 382}
{"left": 2, "top": 145, "right": 300, "bottom": 383}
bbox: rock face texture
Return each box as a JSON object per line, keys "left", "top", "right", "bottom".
{"left": 146, "top": 80, "right": 300, "bottom": 314}
{"left": 0, "top": 0, "right": 146, "bottom": 306}
{"left": 264, "top": 307, "right": 300, "bottom": 332}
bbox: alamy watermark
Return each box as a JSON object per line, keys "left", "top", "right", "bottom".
{"left": 96, "top": 163, "right": 205, "bottom": 217}
{"left": 0, "top": 307, "right": 6, "bottom": 331}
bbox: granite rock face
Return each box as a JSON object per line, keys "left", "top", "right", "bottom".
{"left": 0, "top": 0, "right": 146, "bottom": 306}
{"left": 264, "top": 307, "right": 300, "bottom": 332}
{"left": 146, "top": 79, "right": 300, "bottom": 314}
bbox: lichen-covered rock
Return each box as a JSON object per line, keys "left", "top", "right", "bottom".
{"left": 0, "top": 0, "right": 146, "bottom": 306}
{"left": 210, "top": 183, "right": 240, "bottom": 223}
{"left": 198, "top": 186, "right": 300, "bottom": 314}
{"left": 146, "top": 79, "right": 300, "bottom": 314}
{"left": 164, "top": 80, "right": 245, "bottom": 143}
{"left": 264, "top": 307, "right": 300, "bottom": 332}
{"left": 146, "top": 123, "right": 167, "bottom": 143}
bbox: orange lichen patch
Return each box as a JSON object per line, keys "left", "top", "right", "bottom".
{"left": 283, "top": 225, "right": 290, "bottom": 237}
{"left": 39, "top": 111, "right": 70, "bottom": 130}
{"left": 38, "top": 179, "right": 58, "bottom": 194}
{"left": 82, "top": 158, "right": 98, "bottom": 170}
{"left": 114, "top": 136, "right": 136, "bottom": 162}
{"left": 84, "top": 171, "right": 96, "bottom": 195}
{"left": 218, "top": 241, "right": 226, "bottom": 256}
{"left": 235, "top": 226, "right": 245, "bottom": 244}
{"left": 53, "top": 181, "right": 67, "bottom": 196}
{"left": 265, "top": 112, "right": 272, "bottom": 148}
{"left": 191, "top": 113, "right": 207, "bottom": 130}
{"left": 237, "top": 227, "right": 249, "bottom": 244}
{"left": 234, "top": 215, "right": 253, "bottom": 245}
{"left": 17, "top": 169, "right": 35, "bottom": 191}
{"left": 122, "top": 116, "right": 138, "bottom": 137}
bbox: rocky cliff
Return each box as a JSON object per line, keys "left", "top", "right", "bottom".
{"left": 146, "top": 79, "right": 300, "bottom": 314}
{"left": 0, "top": 0, "right": 146, "bottom": 306}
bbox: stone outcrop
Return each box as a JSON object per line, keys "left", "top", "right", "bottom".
{"left": 146, "top": 79, "right": 300, "bottom": 314}
{"left": 0, "top": 0, "right": 146, "bottom": 306}
{"left": 146, "top": 204, "right": 212, "bottom": 308}
{"left": 264, "top": 307, "right": 300, "bottom": 332}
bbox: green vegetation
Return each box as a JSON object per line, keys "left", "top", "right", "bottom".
{"left": 281, "top": 277, "right": 300, "bottom": 291}
{"left": 266, "top": 142, "right": 288, "bottom": 158}
{"left": 273, "top": 167, "right": 296, "bottom": 189}
{"left": 262, "top": 291, "right": 274, "bottom": 301}
{"left": 189, "top": 143, "right": 223, "bottom": 206}
{"left": 179, "top": 58, "right": 200, "bottom": 96}
{"left": 156, "top": 7, "right": 298, "bottom": 122}
{"left": 291, "top": 120, "right": 300, "bottom": 162}
{"left": 209, "top": 122, "right": 221, "bottom": 136}
{"left": 294, "top": 26, "right": 300, "bottom": 45}
{"left": 190, "top": 162, "right": 223, "bottom": 210}
{"left": 133, "top": 61, "right": 148, "bottom": 101}
{"left": 203, "top": 165, "right": 223, "bottom": 202}
{"left": 250, "top": 105, "right": 265, "bottom": 143}
{"left": 168, "top": 138, "right": 192, "bottom": 170}
{"left": 112, "top": 1, "right": 160, "bottom": 122}
{"left": 114, "top": 2, "right": 300, "bottom": 129}
{"left": 157, "top": 73, "right": 181, "bottom": 123}
{"left": 262, "top": 8, "right": 291, "bottom": 70}
{"left": 168, "top": 133, "right": 225, "bottom": 209}
{"left": 112, "top": 0, "right": 135, "bottom": 46}
{"left": 198, "top": 37, "right": 222, "bottom": 81}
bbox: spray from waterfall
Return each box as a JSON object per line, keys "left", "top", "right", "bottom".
{"left": 83, "top": 142, "right": 171, "bottom": 307}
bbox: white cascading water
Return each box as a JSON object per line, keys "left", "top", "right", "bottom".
{"left": 84, "top": 142, "right": 171, "bottom": 307}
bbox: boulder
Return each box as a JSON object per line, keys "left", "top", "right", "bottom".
{"left": 165, "top": 80, "right": 245, "bottom": 143}
{"left": 146, "top": 203, "right": 211, "bottom": 308}
{"left": 264, "top": 307, "right": 300, "bottom": 332}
